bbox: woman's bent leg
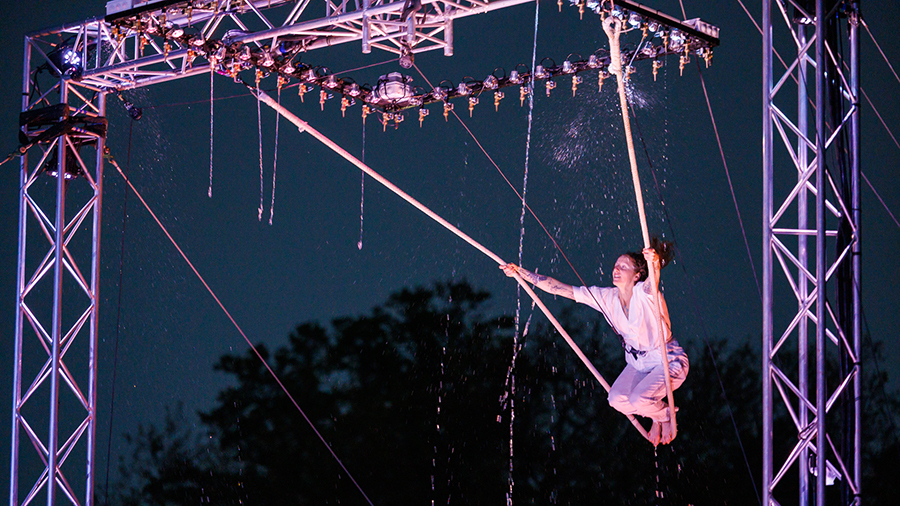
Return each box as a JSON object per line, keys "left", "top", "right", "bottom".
{"left": 608, "top": 364, "right": 645, "bottom": 415}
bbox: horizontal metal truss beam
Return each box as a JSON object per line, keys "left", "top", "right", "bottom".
{"left": 25, "top": 0, "right": 719, "bottom": 115}
{"left": 28, "top": 0, "right": 533, "bottom": 91}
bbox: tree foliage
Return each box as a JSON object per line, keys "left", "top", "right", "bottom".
{"left": 110, "top": 281, "right": 898, "bottom": 505}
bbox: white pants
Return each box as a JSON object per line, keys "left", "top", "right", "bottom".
{"left": 607, "top": 342, "right": 689, "bottom": 421}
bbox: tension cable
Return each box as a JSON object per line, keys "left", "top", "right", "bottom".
{"left": 103, "top": 147, "right": 375, "bottom": 506}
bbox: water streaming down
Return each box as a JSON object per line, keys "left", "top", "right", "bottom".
{"left": 358, "top": 123, "right": 366, "bottom": 249}
{"left": 208, "top": 66, "right": 214, "bottom": 197}
{"left": 257, "top": 84, "right": 265, "bottom": 220}
{"left": 549, "top": 393, "right": 558, "bottom": 504}
{"left": 431, "top": 315, "right": 447, "bottom": 506}
{"left": 268, "top": 86, "right": 281, "bottom": 225}
{"left": 508, "top": 3, "right": 540, "bottom": 504}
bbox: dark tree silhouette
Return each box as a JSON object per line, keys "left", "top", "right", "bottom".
{"left": 110, "top": 281, "right": 898, "bottom": 505}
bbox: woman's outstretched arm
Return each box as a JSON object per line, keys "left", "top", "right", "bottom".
{"left": 500, "top": 263, "right": 575, "bottom": 300}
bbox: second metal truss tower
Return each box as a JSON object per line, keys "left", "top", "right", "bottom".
{"left": 762, "top": 1, "right": 861, "bottom": 505}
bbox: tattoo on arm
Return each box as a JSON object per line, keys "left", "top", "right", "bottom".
{"left": 546, "top": 279, "right": 570, "bottom": 296}
{"left": 520, "top": 269, "right": 574, "bottom": 299}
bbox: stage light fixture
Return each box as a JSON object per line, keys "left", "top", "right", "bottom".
{"left": 509, "top": 70, "right": 522, "bottom": 83}
{"left": 562, "top": 60, "right": 574, "bottom": 73}
{"left": 283, "top": 62, "right": 296, "bottom": 74}
{"left": 117, "top": 94, "right": 143, "bottom": 120}
{"left": 483, "top": 75, "right": 499, "bottom": 89}
{"left": 399, "top": 43, "right": 414, "bottom": 69}
{"left": 325, "top": 74, "right": 340, "bottom": 88}
{"left": 373, "top": 72, "right": 414, "bottom": 101}
{"left": 49, "top": 45, "right": 83, "bottom": 78}
{"left": 628, "top": 13, "right": 643, "bottom": 28}
{"left": 239, "top": 46, "right": 252, "bottom": 61}
{"left": 457, "top": 82, "right": 470, "bottom": 95}
{"left": 42, "top": 144, "right": 83, "bottom": 180}
{"left": 261, "top": 51, "right": 274, "bottom": 67}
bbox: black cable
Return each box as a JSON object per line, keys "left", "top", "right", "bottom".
{"left": 629, "top": 100, "right": 762, "bottom": 505}
{"left": 103, "top": 120, "right": 133, "bottom": 504}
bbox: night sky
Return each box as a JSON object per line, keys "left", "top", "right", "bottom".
{"left": 1, "top": 0, "right": 898, "bottom": 498}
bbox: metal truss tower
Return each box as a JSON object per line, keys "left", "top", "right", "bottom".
{"left": 12, "top": 53, "right": 107, "bottom": 506}
{"left": 762, "top": 1, "right": 861, "bottom": 505}
{"left": 11, "top": 1, "right": 720, "bottom": 504}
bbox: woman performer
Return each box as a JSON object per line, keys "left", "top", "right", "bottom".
{"left": 500, "top": 240, "right": 688, "bottom": 445}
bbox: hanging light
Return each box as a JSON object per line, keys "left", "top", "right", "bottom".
{"left": 587, "top": 54, "right": 600, "bottom": 68}
{"left": 282, "top": 61, "right": 296, "bottom": 74}
{"left": 118, "top": 94, "right": 143, "bottom": 120}
{"left": 399, "top": 43, "right": 414, "bottom": 69}
{"left": 457, "top": 82, "right": 470, "bottom": 95}
{"left": 432, "top": 86, "right": 447, "bottom": 101}
{"left": 372, "top": 72, "right": 414, "bottom": 101}
{"left": 669, "top": 29, "right": 686, "bottom": 46}
{"left": 509, "top": 70, "right": 522, "bottom": 84}
{"left": 562, "top": 60, "right": 574, "bottom": 73}
{"left": 42, "top": 144, "right": 83, "bottom": 179}
{"left": 483, "top": 74, "right": 499, "bottom": 89}
{"left": 239, "top": 46, "right": 252, "bottom": 61}
{"left": 628, "top": 12, "right": 643, "bottom": 29}
{"left": 534, "top": 65, "right": 549, "bottom": 79}
{"left": 48, "top": 45, "right": 83, "bottom": 78}
{"left": 260, "top": 51, "right": 274, "bottom": 67}
{"left": 348, "top": 83, "right": 362, "bottom": 97}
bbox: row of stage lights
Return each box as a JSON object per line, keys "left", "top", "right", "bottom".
{"left": 93, "top": 0, "right": 718, "bottom": 129}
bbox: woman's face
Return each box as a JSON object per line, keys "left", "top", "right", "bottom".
{"left": 612, "top": 255, "right": 640, "bottom": 290}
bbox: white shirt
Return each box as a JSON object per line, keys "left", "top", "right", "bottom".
{"left": 573, "top": 282, "right": 672, "bottom": 371}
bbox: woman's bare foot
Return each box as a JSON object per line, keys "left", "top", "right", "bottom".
{"left": 648, "top": 421, "right": 662, "bottom": 446}
{"left": 660, "top": 419, "right": 676, "bottom": 444}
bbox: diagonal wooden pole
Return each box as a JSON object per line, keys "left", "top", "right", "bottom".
{"left": 251, "top": 85, "right": 650, "bottom": 441}
{"left": 604, "top": 15, "right": 678, "bottom": 443}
